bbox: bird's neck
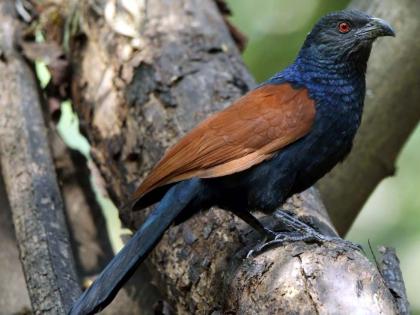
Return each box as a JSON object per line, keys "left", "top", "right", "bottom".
{"left": 296, "top": 42, "right": 371, "bottom": 76}
{"left": 269, "top": 54, "right": 367, "bottom": 110}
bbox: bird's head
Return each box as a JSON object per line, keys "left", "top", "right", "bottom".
{"left": 300, "top": 10, "right": 395, "bottom": 71}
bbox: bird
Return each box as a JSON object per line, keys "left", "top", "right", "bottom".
{"left": 69, "top": 9, "right": 395, "bottom": 315}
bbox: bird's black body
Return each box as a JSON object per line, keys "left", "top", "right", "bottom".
{"left": 165, "top": 11, "right": 373, "bottom": 221}
{"left": 70, "top": 10, "right": 395, "bottom": 315}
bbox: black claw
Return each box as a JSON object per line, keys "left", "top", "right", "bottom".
{"left": 263, "top": 228, "right": 277, "bottom": 240}
{"left": 247, "top": 230, "right": 364, "bottom": 258}
{"left": 246, "top": 210, "right": 364, "bottom": 258}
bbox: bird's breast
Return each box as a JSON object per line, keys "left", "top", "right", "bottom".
{"left": 288, "top": 97, "right": 363, "bottom": 193}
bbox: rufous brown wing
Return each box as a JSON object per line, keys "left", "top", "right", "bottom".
{"left": 131, "top": 83, "right": 316, "bottom": 203}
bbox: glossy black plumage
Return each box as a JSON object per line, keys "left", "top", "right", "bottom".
{"left": 70, "top": 10, "right": 395, "bottom": 314}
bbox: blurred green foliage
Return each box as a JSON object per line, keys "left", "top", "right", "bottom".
{"left": 226, "top": 0, "right": 420, "bottom": 313}
{"left": 228, "top": 0, "right": 349, "bottom": 81}
{"left": 55, "top": 101, "right": 129, "bottom": 253}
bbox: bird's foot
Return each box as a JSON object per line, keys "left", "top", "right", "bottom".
{"left": 275, "top": 210, "right": 363, "bottom": 252}
{"left": 245, "top": 227, "right": 277, "bottom": 258}
{"left": 274, "top": 230, "right": 363, "bottom": 252}
{"left": 247, "top": 229, "right": 363, "bottom": 258}
{"left": 246, "top": 210, "right": 363, "bottom": 258}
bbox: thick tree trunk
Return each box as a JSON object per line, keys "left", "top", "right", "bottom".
{"left": 318, "top": 0, "right": 420, "bottom": 235}
{"left": 58, "top": 0, "right": 404, "bottom": 313}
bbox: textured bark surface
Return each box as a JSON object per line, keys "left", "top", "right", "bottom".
{"left": 0, "top": 1, "right": 80, "bottom": 313}
{"left": 227, "top": 243, "right": 395, "bottom": 314}
{"left": 318, "top": 0, "right": 420, "bottom": 235}
{"left": 0, "top": 176, "right": 32, "bottom": 315}
{"left": 379, "top": 247, "right": 409, "bottom": 315}
{"left": 66, "top": 0, "right": 400, "bottom": 313}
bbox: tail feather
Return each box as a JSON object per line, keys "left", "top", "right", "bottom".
{"left": 69, "top": 178, "right": 201, "bottom": 315}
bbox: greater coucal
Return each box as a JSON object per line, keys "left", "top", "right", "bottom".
{"left": 70, "top": 10, "right": 395, "bottom": 314}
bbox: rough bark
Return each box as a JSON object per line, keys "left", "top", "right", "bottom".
{"left": 318, "top": 0, "right": 420, "bottom": 235}
{"left": 63, "top": 0, "right": 402, "bottom": 313}
{"left": 0, "top": 1, "right": 80, "bottom": 313}
{"left": 0, "top": 174, "right": 32, "bottom": 315}
{"left": 379, "top": 247, "right": 409, "bottom": 315}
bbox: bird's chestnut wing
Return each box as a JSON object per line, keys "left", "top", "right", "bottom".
{"left": 131, "top": 83, "right": 316, "bottom": 202}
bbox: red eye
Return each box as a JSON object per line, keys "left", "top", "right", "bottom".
{"left": 338, "top": 22, "right": 351, "bottom": 33}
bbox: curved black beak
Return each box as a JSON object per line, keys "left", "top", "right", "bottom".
{"left": 358, "top": 17, "right": 396, "bottom": 39}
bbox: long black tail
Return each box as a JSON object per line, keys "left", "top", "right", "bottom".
{"left": 69, "top": 179, "right": 201, "bottom": 315}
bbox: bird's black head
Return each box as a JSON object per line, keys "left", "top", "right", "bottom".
{"left": 300, "top": 10, "right": 395, "bottom": 71}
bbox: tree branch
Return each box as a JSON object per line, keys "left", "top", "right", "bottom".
{"left": 0, "top": 1, "right": 80, "bottom": 313}
{"left": 318, "top": 0, "right": 420, "bottom": 235}
{"left": 379, "top": 246, "right": 409, "bottom": 315}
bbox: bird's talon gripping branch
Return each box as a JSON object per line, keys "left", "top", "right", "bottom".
{"left": 247, "top": 230, "right": 364, "bottom": 258}
{"left": 247, "top": 231, "right": 312, "bottom": 257}
{"left": 263, "top": 228, "right": 278, "bottom": 240}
